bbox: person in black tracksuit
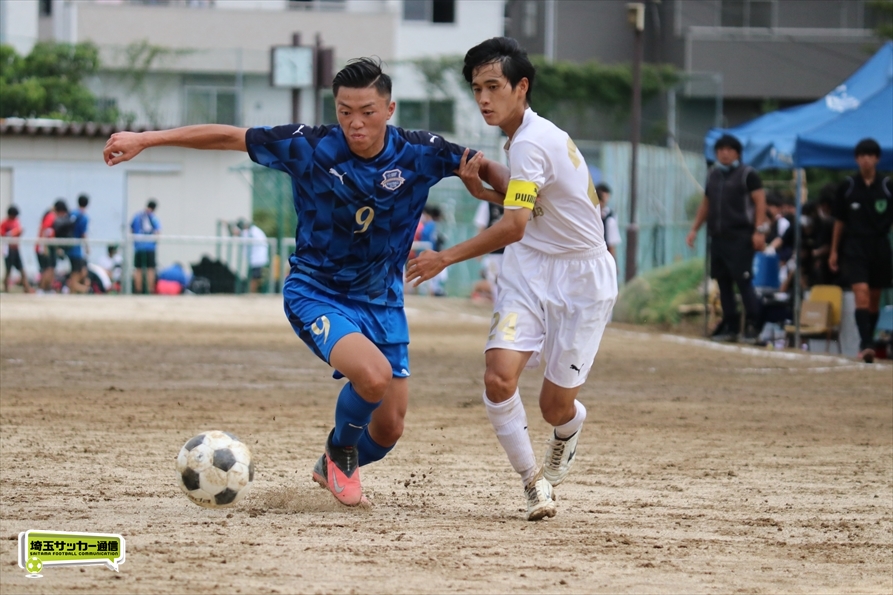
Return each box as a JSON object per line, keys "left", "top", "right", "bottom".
{"left": 687, "top": 134, "right": 768, "bottom": 343}
{"left": 829, "top": 138, "right": 893, "bottom": 363}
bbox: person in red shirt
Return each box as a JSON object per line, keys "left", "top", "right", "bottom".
{"left": 1, "top": 206, "right": 33, "bottom": 293}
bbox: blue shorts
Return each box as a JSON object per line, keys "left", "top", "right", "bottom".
{"left": 283, "top": 276, "right": 410, "bottom": 379}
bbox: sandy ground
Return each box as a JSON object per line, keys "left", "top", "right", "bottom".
{"left": 0, "top": 293, "right": 891, "bottom": 594}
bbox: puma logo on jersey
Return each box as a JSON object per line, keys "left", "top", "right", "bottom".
{"left": 329, "top": 168, "right": 346, "bottom": 184}
{"left": 570, "top": 364, "right": 583, "bottom": 374}
{"left": 292, "top": 125, "right": 305, "bottom": 135}
{"left": 429, "top": 134, "right": 439, "bottom": 143}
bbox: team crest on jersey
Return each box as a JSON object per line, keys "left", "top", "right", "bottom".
{"left": 876, "top": 200, "right": 888, "bottom": 214}
{"left": 380, "top": 169, "right": 405, "bottom": 191}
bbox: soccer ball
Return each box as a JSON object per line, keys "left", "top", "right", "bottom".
{"left": 176, "top": 431, "right": 254, "bottom": 508}
{"left": 25, "top": 556, "right": 42, "bottom": 574}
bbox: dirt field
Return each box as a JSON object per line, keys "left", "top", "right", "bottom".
{"left": 1, "top": 294, "right": 891, "bottom": 594}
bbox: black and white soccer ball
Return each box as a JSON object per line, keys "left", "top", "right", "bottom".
{"left": 176, "top": 431, "right": 254, "bottom": 508}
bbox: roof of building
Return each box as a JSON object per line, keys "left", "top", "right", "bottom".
{"left": 0, "top": 118, "right": 154, "bottom": 138}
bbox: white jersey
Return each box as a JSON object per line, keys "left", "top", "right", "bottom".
{"left": 504, "top": 108, "right": 605, "bottom": 255}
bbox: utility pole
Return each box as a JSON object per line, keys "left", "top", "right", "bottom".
{"left": 291, "top": 33, "right": 301, "bottom": 124}
{"left": 625, "top": 3, "right": 645, "bottom": 282}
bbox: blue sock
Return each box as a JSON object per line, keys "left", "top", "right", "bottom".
{"left": 357, "top": 427, "right": 394, "bottom": 466}
{"left": 332, "top": 383, "right": 381, "bottom": 448}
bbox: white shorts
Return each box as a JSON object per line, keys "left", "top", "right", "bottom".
{"left": 486, "top": 243, "right": 618, "bottom": 388}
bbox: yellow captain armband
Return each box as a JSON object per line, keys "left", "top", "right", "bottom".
{"left": 504, "top": 180, "right": 538, "bottom": 210}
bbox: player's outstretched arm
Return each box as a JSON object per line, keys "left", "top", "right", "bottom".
{"left": 104, "top": 125, "right": 248, "bottom": 166}
{"left": 406, "top": 207, "right": 528, "bottom": 286}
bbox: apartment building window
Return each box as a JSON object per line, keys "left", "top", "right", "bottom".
{"left": 721, "top": 0, "right": 775, "bottom": 28}
{"left": 39, "top": 0, "right": 51, "bottom": 16}
{"left": 522, "top": 0, "right": 538, "bottom": 37}
{"left": 398, "top": 99, "right": 454, "bottom": 133}
{"left": 403, "top": 0, "right": 455, "bottom": 24}
{"left": 185, "top": 87, "right": 237, "bottom": 126}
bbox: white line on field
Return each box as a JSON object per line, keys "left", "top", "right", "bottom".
{"left": 608, "top": 329, "right": 887, "bottom": 371}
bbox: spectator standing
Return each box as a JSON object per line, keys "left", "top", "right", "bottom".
{"left": 687, "top": 134, "right": 768, "bottom": 343}
{"left": 596, "top": 183, "right": 621, "bottom": 261}
{"left": 65, "top": 194, "right": 91, "bottom": 294}
{"left": 829, "top": 138, "right": 893, "bottom": 363}
{"left": 35, "top": 205, "right": 57, "bottom": 292}
{"left": 131, "top": 200, "right": 161, "bottom": 294}
{"left": 230, "top": 219, "right": 270, "bottom": 293}
{"left": 1, "top": 206, "right": 33, "bottom": 293}
{"left": 808, "top": 185, "right": 836, "bottom": 286}
{"left": 473, "top": 201, "right": 505, "bottom": 303}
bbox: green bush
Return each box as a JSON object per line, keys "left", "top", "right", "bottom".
{"left": 614, "top": 258, "right": 706, "bottom": 326}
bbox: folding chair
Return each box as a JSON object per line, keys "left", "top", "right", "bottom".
{"left": 784, "top": 285, "right": 843, "bottom": 353}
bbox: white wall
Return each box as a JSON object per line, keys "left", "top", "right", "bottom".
{"left": 396, "top": 0, "right": 503, "bottom": 59}
{"left": 0, "top": 0, "right": 39, "bottom": 55}
{"left": 0, "top": 135, "right": 252, "bottom": 276}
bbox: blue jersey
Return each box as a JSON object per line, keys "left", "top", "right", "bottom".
{"left": 246, "top": 124, "right": 470, "bottom": 306}
{"left": 131, "top": 211, "right": 161, "bottom": 252}
{"left": 68, "top": 209, "right": 89, "bottom": 258}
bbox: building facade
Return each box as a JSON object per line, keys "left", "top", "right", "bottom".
{"left": 505, "top": 0, "right": 887, "bottom": 149}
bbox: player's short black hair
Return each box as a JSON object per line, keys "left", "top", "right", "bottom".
{"left": 854, "top": 138, "right": 881, "bottom": 157}
{"left": 147, "top": 199, "right": 157, "bottom": 210}
{"left": 714, "top": 134, "right": 742, "bottom": 155}
{"left": 54, "top": 199, "right": 68, "bottom": 213}
{"left": 595, "top": 182, "right": 612, "bottom": 195}
{"left": 766, "top": 191, "right": 782, "bottom": 207}
{"left": 463, "top": 37, "right": 535, "bottom": 104}
{"left": 332, "top": 57, "right": 392, "bottom": 99}
{"left": 77, "top": 194, "right": 89, "bottom": 208}
{"left": 7, "top": 205, "right": 19, "bottom": 218}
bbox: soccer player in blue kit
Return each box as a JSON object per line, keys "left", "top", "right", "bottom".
{"left": 103, "top": 58, "right": 504, "bottom": 507}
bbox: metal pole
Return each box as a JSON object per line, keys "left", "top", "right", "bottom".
{"left": 291, "top": 33, "right": 301, "bottom": 124}
{"left": 625, "top": 5, "right": 644, "bottom": 283}
{"left": 793, "top": 168, "right": 803, "bottom": 349}
{"left": 544, "top": 0, "right": 556, "bottom": 63}
{"left": 704, "top": 234, "right": 711, "bottom": 336}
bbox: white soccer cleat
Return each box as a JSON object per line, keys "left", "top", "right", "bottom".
{"left": 525, "top": 468, "right": 557, "bottom": 521}
{"left": 543, "top": 428, "right": 580, "bottom": 487}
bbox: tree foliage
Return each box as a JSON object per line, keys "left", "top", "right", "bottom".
{"left": 528, "top": 57, "right": 678, "bottom": 120}
{"left": 0, "top": 42, "right": 117, "bottom": 123}
{"left": 870, "top": 0, "right": 893, "bottom": 40}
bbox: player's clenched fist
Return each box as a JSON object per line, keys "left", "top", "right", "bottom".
{"left": 104, "top": 131, "right": 147, "bottom": 166}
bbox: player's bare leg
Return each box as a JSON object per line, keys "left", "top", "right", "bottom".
{"left": 366, "top": 376, "right": 408, "bottom": 456}
{"left": 539, "top": 379, "right": 586, "bottom": 487}
{"left": 853, "top": 283, "right": 880, "bottom": 363}
{"left": 484, "top": 348, "right": 556, "bottom": 520}
{"left": 312, "top": 333, "right": 392, "bottom": 506}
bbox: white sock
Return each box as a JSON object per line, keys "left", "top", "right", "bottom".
{"left": 484, "top": 390, "right": 537, "bottom": 486}
{"left": 553, "top": 400, "right": 587, "bottom": 439}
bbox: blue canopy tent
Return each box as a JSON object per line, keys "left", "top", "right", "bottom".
{"left": 704, "top": 41, "right": 893, "bottom": 169}
{"left": 701, "top": 41, "right": 893, "bottom": 348}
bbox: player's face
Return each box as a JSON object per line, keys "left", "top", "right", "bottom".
{"left": 470, "top": 62, "right": 528, "bottom": 134}
{"left": 335, "top": 86, "right": 395, "bottom": 159}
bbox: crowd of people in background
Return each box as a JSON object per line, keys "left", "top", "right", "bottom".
{"left": 0, "top": 198, "right": 270, "bottom": 297}
{"left": 687, "top": 135, "right": 892, "bottom": 363}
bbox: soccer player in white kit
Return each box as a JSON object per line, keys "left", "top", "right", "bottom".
{"left": 407, "top": 37, "right": 618, "bottom": 520}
